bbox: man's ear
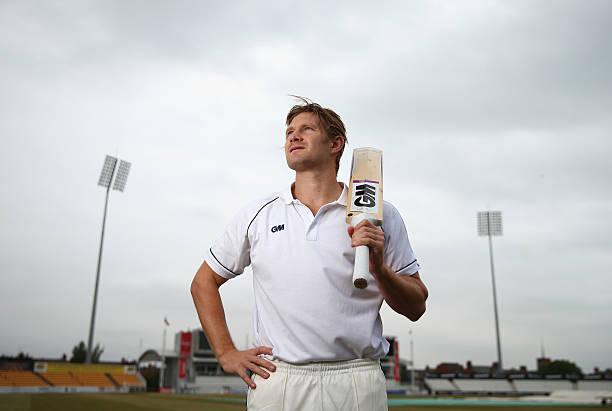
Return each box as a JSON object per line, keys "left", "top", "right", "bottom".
{"left": 330, "top": 135, "right": 344, "bottom": 154}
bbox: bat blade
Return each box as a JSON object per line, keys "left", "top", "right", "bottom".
{"left": 346, "top": 147, "right": 383, "bottom": 289}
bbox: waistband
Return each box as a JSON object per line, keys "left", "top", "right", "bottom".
{"left": 271, "top": 358, "right": 381, "bottom": 376}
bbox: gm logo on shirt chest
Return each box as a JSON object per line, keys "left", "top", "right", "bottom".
{"left": 271, "top": 224, "right": 285, "bottom": 233}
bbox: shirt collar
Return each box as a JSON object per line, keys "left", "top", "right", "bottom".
{"left": 280, "top": 185, "right": 295, "bottom": 205}
{"left": 336, "top": 182, "right": 348, "bottom": 206}
{"left": 280, "top": 182, "right": 348, "bottom": 206}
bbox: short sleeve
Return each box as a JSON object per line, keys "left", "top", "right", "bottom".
{"left": 205, "top": 208, "right": 252, "bottom": 279}
{"left": 382, "top": 202, "right": 420, "bottom": 276}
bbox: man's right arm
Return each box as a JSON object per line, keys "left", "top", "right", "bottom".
{"left": 190, "top": 261, "right": 275, "bottom": 388}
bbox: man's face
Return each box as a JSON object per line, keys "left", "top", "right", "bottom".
{"left": 285, "top": 112, "right": 333, "bottom": 172}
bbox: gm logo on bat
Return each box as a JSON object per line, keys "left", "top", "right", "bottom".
{"left": 271, "top": 224, "right": 285, "bottom": 233}
{"left": 354, "top": 184, "right": 376, "bottom": 208}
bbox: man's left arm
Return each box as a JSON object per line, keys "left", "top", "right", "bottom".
{"left": 348, "top": 220, "right": 428, "bottom": 321}
{"left": 373, "top": 267, "right": 427, "bottom": 321}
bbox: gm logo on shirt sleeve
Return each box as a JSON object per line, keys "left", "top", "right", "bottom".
{"left": 271, "top": 224, "right": 285, "bottom": 233}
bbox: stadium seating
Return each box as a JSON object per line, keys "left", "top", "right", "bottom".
{"left": 0, "top": 372, "right": 13, "bottom": 386}
{"left": 73, "top": 372, "right": 115, "bottom": 387}
{"left": 577, "top": 380, "right": 612, "bottom": 391}
{"left": 453, "top": 378, "right": 514, "bottom": 393}
{"left": 109, "top": 373, "right": 144, "bottom": 388}
{"left": 425, "top": 378, "right": 458, "bottom": 393}
{"left": 39, "top": 371, "right": 81, "bottom": 386}
{"left": 512, "top": 379, "right": 573, "bottom": 393}
{"left": 0, "top": 371, "right": 48, "bottom": 387}
{"left": 0, "top": 362, "right": 145, "bottom": 393}
{"left": 425, "top": 377, "right": 594, "bottom": 395}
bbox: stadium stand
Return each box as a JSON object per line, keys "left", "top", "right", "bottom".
{"left": 513, "top": 379, "right": 573, "bottom": 393}
{"left": 0, "top": 372, "right": 11, "bottom": 386}
{"left": 424, "top": 376, "right": 600, "bottom": 396}
{"left": 0, "top": 359, "right": 145, "bottom": 393}
{"left": 73, "top": 373, "right": 115, "bottom": 387}
{"left": 40, "top": 371, "right": 81, "bottom": 387}
{"left": 425, "top": 378, "right": 458, "bottom": 394}
{"left": 453, "top": 378, "right": 515, "bottom": 394}
{"left": 0, "top": 371, "right": 48, "bottom": 387}
{"left": 109, "top": 373, "right": 144, "bottom": 388}
{"left": 577, "top": 380, "right": 612, "bottom": 391}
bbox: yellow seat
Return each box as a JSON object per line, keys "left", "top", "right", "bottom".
{"left": 40, "top": 371, "right": 81, "bottom": 387}
{"left": 73, "top": 372, "right": 115, "bottom": 387}
{"left": 0, "top": 371, "right": 48, "bottom": 387}
{"left": 109, "top": 373, "right": 144, "bottom": 387}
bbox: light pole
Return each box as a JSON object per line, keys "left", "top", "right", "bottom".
{"left": 159, "top": 317, "right": 169, "bottom": 390}
{"left": 87, "top": 155, "right": 131, "bottom": 363}
{"left": 410, "top": 328, "right": 415, "bottom": 392}
{"left": 477, "top": 210, "right": 503, "bottom": 372}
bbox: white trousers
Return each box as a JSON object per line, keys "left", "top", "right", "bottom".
{"left": 247, "top": 358, "right": 388, "bottom": 411}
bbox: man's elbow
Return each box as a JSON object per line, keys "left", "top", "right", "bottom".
{"left": 190, "top": 277, "right": 200, "bottom": 300}
{"left": 191, "top": 264, "right": 225, "bottom": 299}
{"left": 406, "top": 288, "right": 428, "bottom": 321}
{"left": 191, "top": 270, "right": 209, "bottom": 300}
{"left": 406, "top": 303, "right": 426, "bottom": 322}
{"left": 408, "top": 281, "right": 428, "bottom": 321}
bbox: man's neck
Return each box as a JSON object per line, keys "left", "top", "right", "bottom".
{"left": 292, "top": 169, "right": 343, "bottom": 216}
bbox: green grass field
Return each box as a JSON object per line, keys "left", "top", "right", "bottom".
{"left": 0, "top": 393, "right": 602, "bottom": 410}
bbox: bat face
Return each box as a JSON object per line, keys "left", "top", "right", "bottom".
{"left": 346, "top": 148, "right": 383, "bottom": 225}
{"left": 352, "top": 180, "right": 380, "bottom": 210}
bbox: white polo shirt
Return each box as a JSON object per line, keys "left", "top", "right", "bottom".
{"left": 205, "top": 183, "right": 420, "bottom": 363}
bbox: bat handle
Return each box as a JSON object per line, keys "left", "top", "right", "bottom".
{"left": 353, "top": 245, "right": 370, "bottom": 289}
{"left": 351, "top": 214, "right": 376, "bottom": 289}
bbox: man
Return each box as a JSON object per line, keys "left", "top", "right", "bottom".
{"left": 191, "top": 98, "right": 428, "bottom": 410}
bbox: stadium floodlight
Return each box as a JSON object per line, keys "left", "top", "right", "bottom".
{"left": 86, "top": 155, "right": 132, "bottom": 364}
{"left": 477, "top": 210, "right": 503, "bottom": 372}
{"left": 112, "top": 160, "right": 131, "bottom": 192}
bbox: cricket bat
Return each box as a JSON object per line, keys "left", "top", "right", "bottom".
{"left": 346, "top": 147, "right": 383, "bottom": 289}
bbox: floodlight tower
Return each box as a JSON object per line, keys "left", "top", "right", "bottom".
{"left": 410, "top": 328, "right": 415, "bottom": 392}
{"left": 87, "top": 155, "right": 131, "bottom": 363}
{"left": 477, "top": 210, "right": 503, "bottom": 372}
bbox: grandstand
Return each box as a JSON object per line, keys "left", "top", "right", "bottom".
{"left": 109, "top": 373, "right": 146, "bottom": 388}
{"left": 512, "top": 378, "right": 573, "bottom": 394}
{"left": 0, "top": 360, "right": 145, "bottom": 394}
{"left": 425, "top": 375, "right": 612, "bottom": 396}
{"left": 425, "top": 377, "right": 457, "bottom": 394}
{"left": 0, "top": 371, "right": 47, "bottom": 387}
{"left": 39, "top": 371, "right": 81, "bottom": 387}
{"left": 423, "top": 357, "right": 612, "bottom": 398}
{"left": 578, "top": 379, "right": 612, "bottom": 391}
{"left": 73, "top": 372, "right": 116, "bottom": 387}
{"left": 453, "top": 378, "right": 515, "bottom": 394}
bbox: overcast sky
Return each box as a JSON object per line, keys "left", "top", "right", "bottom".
{"left": 1, "top": 0, "right": 610, "bottom": 372}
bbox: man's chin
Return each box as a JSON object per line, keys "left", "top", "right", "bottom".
{"left": 286, "top": 162, "right": 302, "bottom": 172}
{"left": 286, "top": 159, "right": 310, "bottom": 172}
